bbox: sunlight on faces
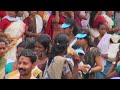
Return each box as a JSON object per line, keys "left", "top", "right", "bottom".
{"left": 17, "top": 56, "right": 35, "bottom": 76}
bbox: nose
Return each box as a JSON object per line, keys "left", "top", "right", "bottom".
{"left": 19, "top": 63, "right": 24, "bottom": 69}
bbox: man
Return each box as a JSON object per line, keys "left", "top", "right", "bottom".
{"left": 5, "top": 49, "right": 37, "bottom": 79}
{"left": 0, "top": 38, "right": 7, "bottom": 79}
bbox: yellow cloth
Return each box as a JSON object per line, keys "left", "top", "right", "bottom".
{"left": 5, "top": 70, "right": 36, "bottom": 79}
{"left": 5, "top": 66, "right": 42, "bottom": 79}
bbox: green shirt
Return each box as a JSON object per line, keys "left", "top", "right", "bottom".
{"left": 0, "top": 57, "right": 7, "bottom": 70}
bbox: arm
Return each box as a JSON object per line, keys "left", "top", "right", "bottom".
{"left": 64, "top": 54, "right": 80, "bottom": 79}
{"left": 79, "top": 11, "right": 89, "bottom": 20}
{"left": 25, "top": 25, "right": 39, "bottom": 37}
{"left": 105, "top": 70, "right": 119, "bottom": 79}
{"left": 52, "top": 11, "right": 59, "bottom": 23}
{"left": 107, "top": 52, "right": 120, "bottom": 75}
{"left": 91, "top": 55, "right": 103, "bottom": 72}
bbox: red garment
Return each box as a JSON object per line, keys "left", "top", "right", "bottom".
{"left": 24, "top": 17, "right": 31, "bottom": 26}
{"left": 74, "top": 16, "right": 82, "bottom": 28}
{"left": 0, "top": 11, "right": 6, "bottom": 18}
{"left": 0, "top": 18, "right": 12, "bottom": 31}
{"left": 45, "top": 15, "right": 65, "bottom": 42}
{"left": 93, "top": 15, "right": 106, "bottom": 28}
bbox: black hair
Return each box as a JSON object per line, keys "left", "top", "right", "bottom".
{"left": 77, "top": 29, "right": 95, "bottom": 47}
{"left": 72, "top": 42, "right": 81, "bottom": 50}
{"left": 89, "top": 11, "right": 98, "bottom": 28}
{"left": 65, "top": 18, "right": 81, "bottom": 36}
{"left": 17, "top": 41, "right": 29, "bottom": 49}
{"left": 0, "top": 38, "right": 7, "bottom": 45}
{"left": 48, "top": 33, "right": 70, "bottom": 66}
{"left": 26, "top": 38, "right": 35, "bottom": 49}
{"left": 96, "top": 22, "right": 105, "bottom": 30}
{"left": 18, "top": 49, "right": 37, "bottom": 64}
{"left": 36, "top": 34, "right": 51, "bottom": 56}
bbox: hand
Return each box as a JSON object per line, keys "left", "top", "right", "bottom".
{"left": 36, "top": 32, "right": 41, "bottom": 37}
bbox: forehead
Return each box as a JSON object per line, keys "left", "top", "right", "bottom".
{"left": 18, "top": 56, "right": 31, "bottom": 63}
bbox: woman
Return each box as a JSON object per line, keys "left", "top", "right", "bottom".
{"left": 45, "top": 11, "right": 65, "bottom": 43}
{"left": 89, "top": 11, "right": 120, "bottom": 41}
{"left": 34, "top": 34, "right": 51, "bottom": 75}
{"left": 94, "top": 23, "right": 112, "bottom": 79}
{"left": 103, "top": 11, "right": 120, "bottom": 34}
{"left": 24, "top": 11, "right": 43, "bottom": 40}
{"left": 60, "top": 18, "right": 80, "bottom": 47}
{"left": 43, "top": 33, "right": 80, "bottom": 79}
{"left": 0, "top": 11, "right": 26, "bottom": 63}
{"left": 105, "top": 44, "right": 120, "bottom": 79}
{"left": 75, "top": 29, "right": 103, "bottom": 79}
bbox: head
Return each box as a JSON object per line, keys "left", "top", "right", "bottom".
{"left": 106, "top": 11, "right": 114, "bottom": 17}
{"left": 75, "top": 29, "right": 94, "bottom": 47}
{"left": 89, "top": 11, "right": 102, "bottom": 28}
{"left": 29, "top": 11, "right": 37, "bottom": 16}
{"left": 34, "top": 34, "right": 51, "bottom": 56}
{"left": 0, "top": 38, "right": 7, "bottom": 58}
{"left": 17, "top": 49, "right": 37, "bottom": 76}
{"left": 61, "top": 18, "right": 80, "bottom": 36}
{"left": 75, "top": 49, "right": 85, "bottom": 61}
{"left": 7, "top": 11, "right": 16, "bottom": 17}
{"left": 16, "top": 11, "right": 24, "bottom": 17}
{"left": 97, "top": 23, "right": 107, "bottom": 36}
{"left": 16, "top": 41, "right": 30, "bottom": 59}
{"left": 48, "top": 33, "right": 70, "bottom": 66}
{"left": 74, "top": 11, "right": 80, "bottom": 16}
{"left": 25, "top": 38, "right": 35, "bottom": 50}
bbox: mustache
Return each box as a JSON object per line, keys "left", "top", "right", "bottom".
{"left": 18, "top": 68, "right": 26, "bottom": 72}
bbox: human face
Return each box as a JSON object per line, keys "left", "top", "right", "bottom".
{"left": 8, "top": 11, "right": 16, "bottom": 17}
{"left": 78, "top": 54, "right": 84, "bottom": 61}
{"left": 0, "top": 42, "right": 6, "bottom": 58}
{"left": 107, "top": 11, "right": 114, "bottom": 17}
{"left": 17, "top": 56, "right": 35, "bottom": 76}
{"left": 30, "top": 11, "right": 37, "bottom": 16}
{"left": 17, "top": 11, "right": 24, "bottom": 17}
{"left": 16, "top": 47, "right": 25, "bottom": 59}
{"left": 97, "top": 11, "right": 102, "bottom": 15}
{"left": 77, "top": 38, "right": 87, "bottom": 47}
{"left": 34, "top": 41, "right": 45, "bottom": 55}
{"left": 98, "top": 24, "right": 107, "bottom": 36}
{"left": 63, "top": 27, "right": 73, "bottom": 36}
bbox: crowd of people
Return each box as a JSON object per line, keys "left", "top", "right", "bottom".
{"left": 0, "top": 11, "right": 120, "bottom": 79}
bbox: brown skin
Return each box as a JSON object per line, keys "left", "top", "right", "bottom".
{"left": 95, "top": 11, "right": 120, "bottom": 32}
{"left": 34, "top": 41, "right": 49, "bottom": 71}
{"left": 97, "top": 24, "right": 108, "bottom": 59}
{"left": 17, "top": 11, "right": 24, "bottom": 17}
{"left": 25, "top": 11, "right": 42, "bottom": 37}
{"left": 106, "top": 47, "right": 120, "bottom": 78}
{"left": 34, "top": 41, "right": 45, "bottom": 55}
{"left": 0, "top": 42, "right": 6, "bottom": 58}
{"left": 63, "top": 27, "right": 75, "bottom": 43}
{"left": 17, "top": 56, "right": 36, "bottom": 79}
{"left": 77, "top": 38, "right": 103, "bottom": 73}
{"left": 64, "top": 53, "right": 81, "bottom": 79}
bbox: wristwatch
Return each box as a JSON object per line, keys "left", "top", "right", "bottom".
{"left": 112, "top": 61, "right": 116, "bottom": 65}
